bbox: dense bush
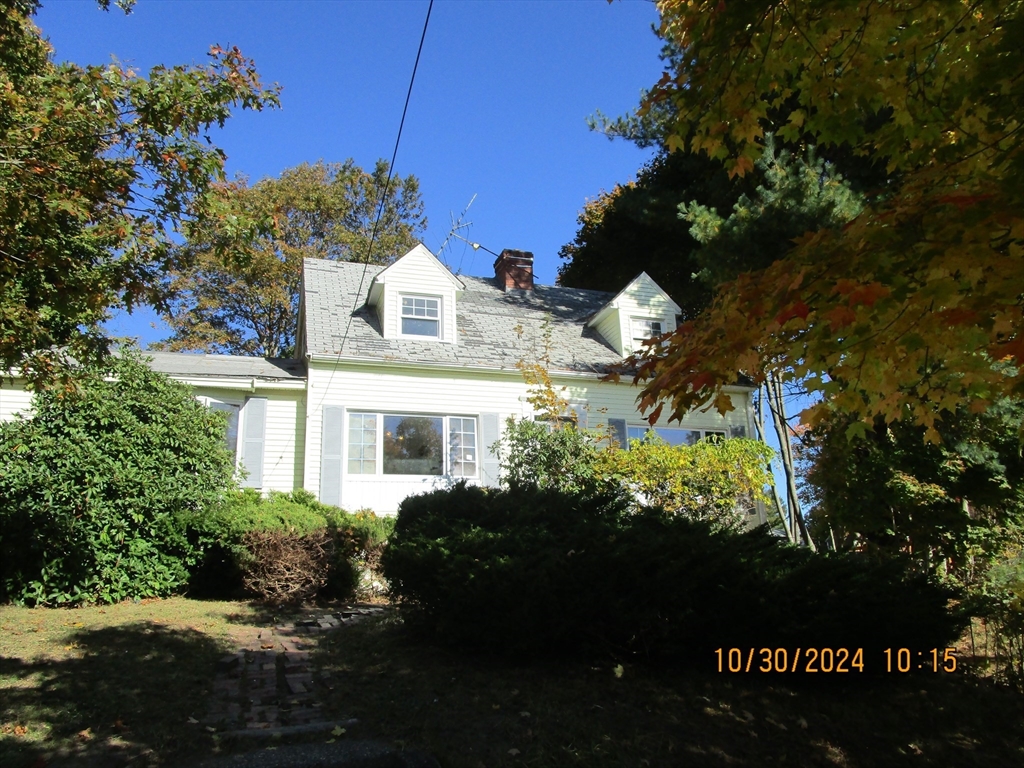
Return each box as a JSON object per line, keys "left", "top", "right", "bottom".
{"left": 595, "top": 435, "right": 774, "bottom": 527}
{"left": 0, "top": 351, "right": 237, "bottom": 605}
{"left": 192, "top": 489, "right": 394, "bottom": 602}
{"left": 494, "top": 416, "right": 773, "bottom": 527}
{"left": 383, "top": 483, "right": 966, "bottom": 664}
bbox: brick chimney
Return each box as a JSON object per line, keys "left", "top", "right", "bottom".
{"left": 494, "top": 249, "right": 534, "bottom": 291}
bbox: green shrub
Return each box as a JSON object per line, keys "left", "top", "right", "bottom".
{"left": 595, "top": 435, "right": 774, "bottom": 527}
{"left": 495, "top": 416, "right": 601, "bottom": 494}
{"left": 383, "top": 483, "right": 966, "bottom": 664}
{"left": 0, "top": 351, "right": 236, "bottom": 605}
{"left": 494, "top": 417, "right": 774, "bottom": 528}
{"left": 191, "top": 489, "right": 395, "bottom": 602}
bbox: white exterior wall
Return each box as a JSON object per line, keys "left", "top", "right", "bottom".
{"left": 305, "top": 359, "right": 754, "bottom": 514}
{"left": 614, "top": 276, "right": 678, "bottom": 356}
{"left": 0, "top": 380, "right": 34, "bottom": 421}
{"left": 588, "top": 273, "right": 680, "bottom": 356}
{"left": 593, "top": 311, "right": 623, "bottom": 356}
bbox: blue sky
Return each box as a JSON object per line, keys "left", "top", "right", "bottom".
{"left": 35, "top": 0, "right": 665, "bottom": 347}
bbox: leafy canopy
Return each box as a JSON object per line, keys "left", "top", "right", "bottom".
{"left": 0, "top": 0, "right": 279, "bottom": 385}
{"left": 623, "top": 0, "right": 1023, "bottom": 437}
{"left": 155, "top": 160, "right": 426, "bottom": 356}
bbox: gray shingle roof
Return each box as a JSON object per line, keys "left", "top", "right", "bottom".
{"left": 302, "top": 259, "right": 624, "bottom": 373}
{"left": 146, "top": 351, "right": 306, "bottom": 380}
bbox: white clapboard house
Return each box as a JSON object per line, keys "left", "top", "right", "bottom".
{"left": 0, "top": 245, "right": 761, "bottom": 518}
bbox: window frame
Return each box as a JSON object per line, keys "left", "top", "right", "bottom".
{"left": 398, "top": 293, "right": 442, "bottom": 340}
{"left": 345, "top": 411, "right": 478, "bottom": 478}
{"left": 630, "top": 316, "right": 664, "bottom": 348}
{"left": 625, "top": 425, "right": 727, "bottom": 447}
{"left": 201, "top": 396, "right": 243, "bottom": 468}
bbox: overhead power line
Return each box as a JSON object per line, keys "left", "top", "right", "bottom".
{"left": 315, "top": 0, "right": 433, "bottom": 410}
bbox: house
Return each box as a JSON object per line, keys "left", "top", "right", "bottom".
{"left": 0, "top": 245, "right": 762, "bottom": 520}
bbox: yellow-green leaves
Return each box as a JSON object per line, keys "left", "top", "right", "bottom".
{"left": 595, "top": 436, "right": 774, "bottom": 528}
{"left": 627, "top": 0, "right": 1023, "bottom": 436}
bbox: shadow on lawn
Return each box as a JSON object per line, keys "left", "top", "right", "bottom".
{"left": 315, "top": 616, "right": 1024, "bottom": 768}
{"left": 0, "top": 622, "right": 228, "bottom": 768}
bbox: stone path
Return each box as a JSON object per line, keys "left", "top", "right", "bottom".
{"left": 203, "top": 604, "right": 387, "bottom": 737}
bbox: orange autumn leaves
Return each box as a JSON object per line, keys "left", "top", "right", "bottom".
{"left": 614, "top": 0, "right": 1023, "bottom": 439}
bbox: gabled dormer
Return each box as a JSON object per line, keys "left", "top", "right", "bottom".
{"left": 367, "top": 244, "right": 465, "bottom": 343}
{"left": 587, "top": 272, "right": 681, "bottom": 357}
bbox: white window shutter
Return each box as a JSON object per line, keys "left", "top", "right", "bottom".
{"left": 480, "top": 412, "right": 501, "bottom": 488}
{"left": 320, "top": 406, "right": 345, "bottom": 507}
{"left": 240, "top": 397, "right": 267, "bottom": 489}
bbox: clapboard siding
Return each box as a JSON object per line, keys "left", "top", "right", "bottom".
{"left": 189, "top": 387, "right": 306, "bottom": 495}
{"left": 372, "top": 245, "right": 460, "bottom": 343}
{"left": 305, "top": 360, "right": 753, "bottom": 513}
{"left": 614, "top": 274, "right": 678, "bottom": 355}
{"left": 589, "top": 272, "right": 680, "bottom": 356}
{"left": 593, "top": 311, "right": 623, "bottom": 356}
{"left": 0, "top": 381, "right": 34, "bottom": 421}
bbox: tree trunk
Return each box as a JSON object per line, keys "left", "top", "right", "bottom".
{"left": 765, "top": 371, "right": 816, "bottom": 551}
{"left": 754, "top": 386, "right": 794, "bottom": 543}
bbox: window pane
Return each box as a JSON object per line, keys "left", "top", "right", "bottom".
{"left": 402, "top": 296, "right": 439, "bottom": 318}
{"left": 449, "top": 417, "right": 477, "bottom": 477}
{"left": 402, "top": 317, "right": 439, "bottom": 337}
{"left": 209, "top": 401, "right": 240, "bottom": 460}
{"left": 703, "top": 431, "right": 726, "bottom": 442}
{"left": 631, "top": 318, "right": 663, "bottom": 341}
{"left": 348, "top": 413, "right": 377, "bottom": 474}
{"left": 384, "top": 415, "right": 443, "bottom": 475}
{"left": 627, "top": 426, "right": 648, "bottom": 443}
{"left": 654, "top": 427, "right": 701, "bottom": 446}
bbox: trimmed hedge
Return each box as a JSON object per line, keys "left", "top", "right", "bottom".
{"left": 190, "top": 489, "right": 394, "bottom": 602}
{"left": 382, "top": 483, "right": 966, "bottom": 664}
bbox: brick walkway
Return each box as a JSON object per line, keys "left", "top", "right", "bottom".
{"left": 204, "top": 605, "right": 386, "bottom": 736}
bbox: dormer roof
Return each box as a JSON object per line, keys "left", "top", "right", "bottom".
{"left": 588, "top": 271, "right": 682, "bottom": 328}
{"left": 366, "top": 243, "right": 464, "bottom": 308}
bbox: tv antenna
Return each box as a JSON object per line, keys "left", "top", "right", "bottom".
{"left": 436, "top": 194, "right": 477, "bottom": 273}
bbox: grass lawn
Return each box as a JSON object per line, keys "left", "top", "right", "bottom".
{"left": 0, "top": 598, "right": 267, "bottom": 767}
{"left": 1, "top": 599, "right": 1022, "bottom": 768}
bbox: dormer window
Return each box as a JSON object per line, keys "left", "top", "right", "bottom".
{"left": 401, "top": 295, "right": 441, "bottom": 338}
{"left": 631, "top": 318, "right": 663, "bottom": 347}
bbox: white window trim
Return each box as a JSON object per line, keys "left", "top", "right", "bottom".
{"left": 398, "top": 293, "right": 443, "bottom": 341}
{"left": 629, "top": 316, "right": 666, "bottom": 351}
{"left": 345, "top": 410, "right": 478, "bottom": 479}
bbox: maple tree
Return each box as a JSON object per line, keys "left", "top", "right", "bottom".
{"left": 155, "top": 160, "right": 426, "bottom": 357}
{"left": 0, "top": 0, "right": 279, "bottom": 385}
{"left": 617, "top": 0, "right": 1023, "bottom": 439}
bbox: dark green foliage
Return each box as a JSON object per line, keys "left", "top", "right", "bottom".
{"left": 382, "top": 483, "right": 965, "bottom": 664}
{"left": 0, "top": 351, "right": 237, "bottom": 605}
{"left": 802, "top": 398, "right": 1024, "bottom": 561}
{"left": 557, "top": 151, "right": 751, "bottom": 319}
{"left": 494, "top": 417, "right": 601, "bottom": 495}
{"left": 681, "top": 136, "right": 864, "bottom": 287}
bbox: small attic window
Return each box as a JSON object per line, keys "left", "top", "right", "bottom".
{"left": 631, "top": 318, "right": 663, "bottom": 345}
{"left": 401, "top": 295, "right": 440, "bottom": 338}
